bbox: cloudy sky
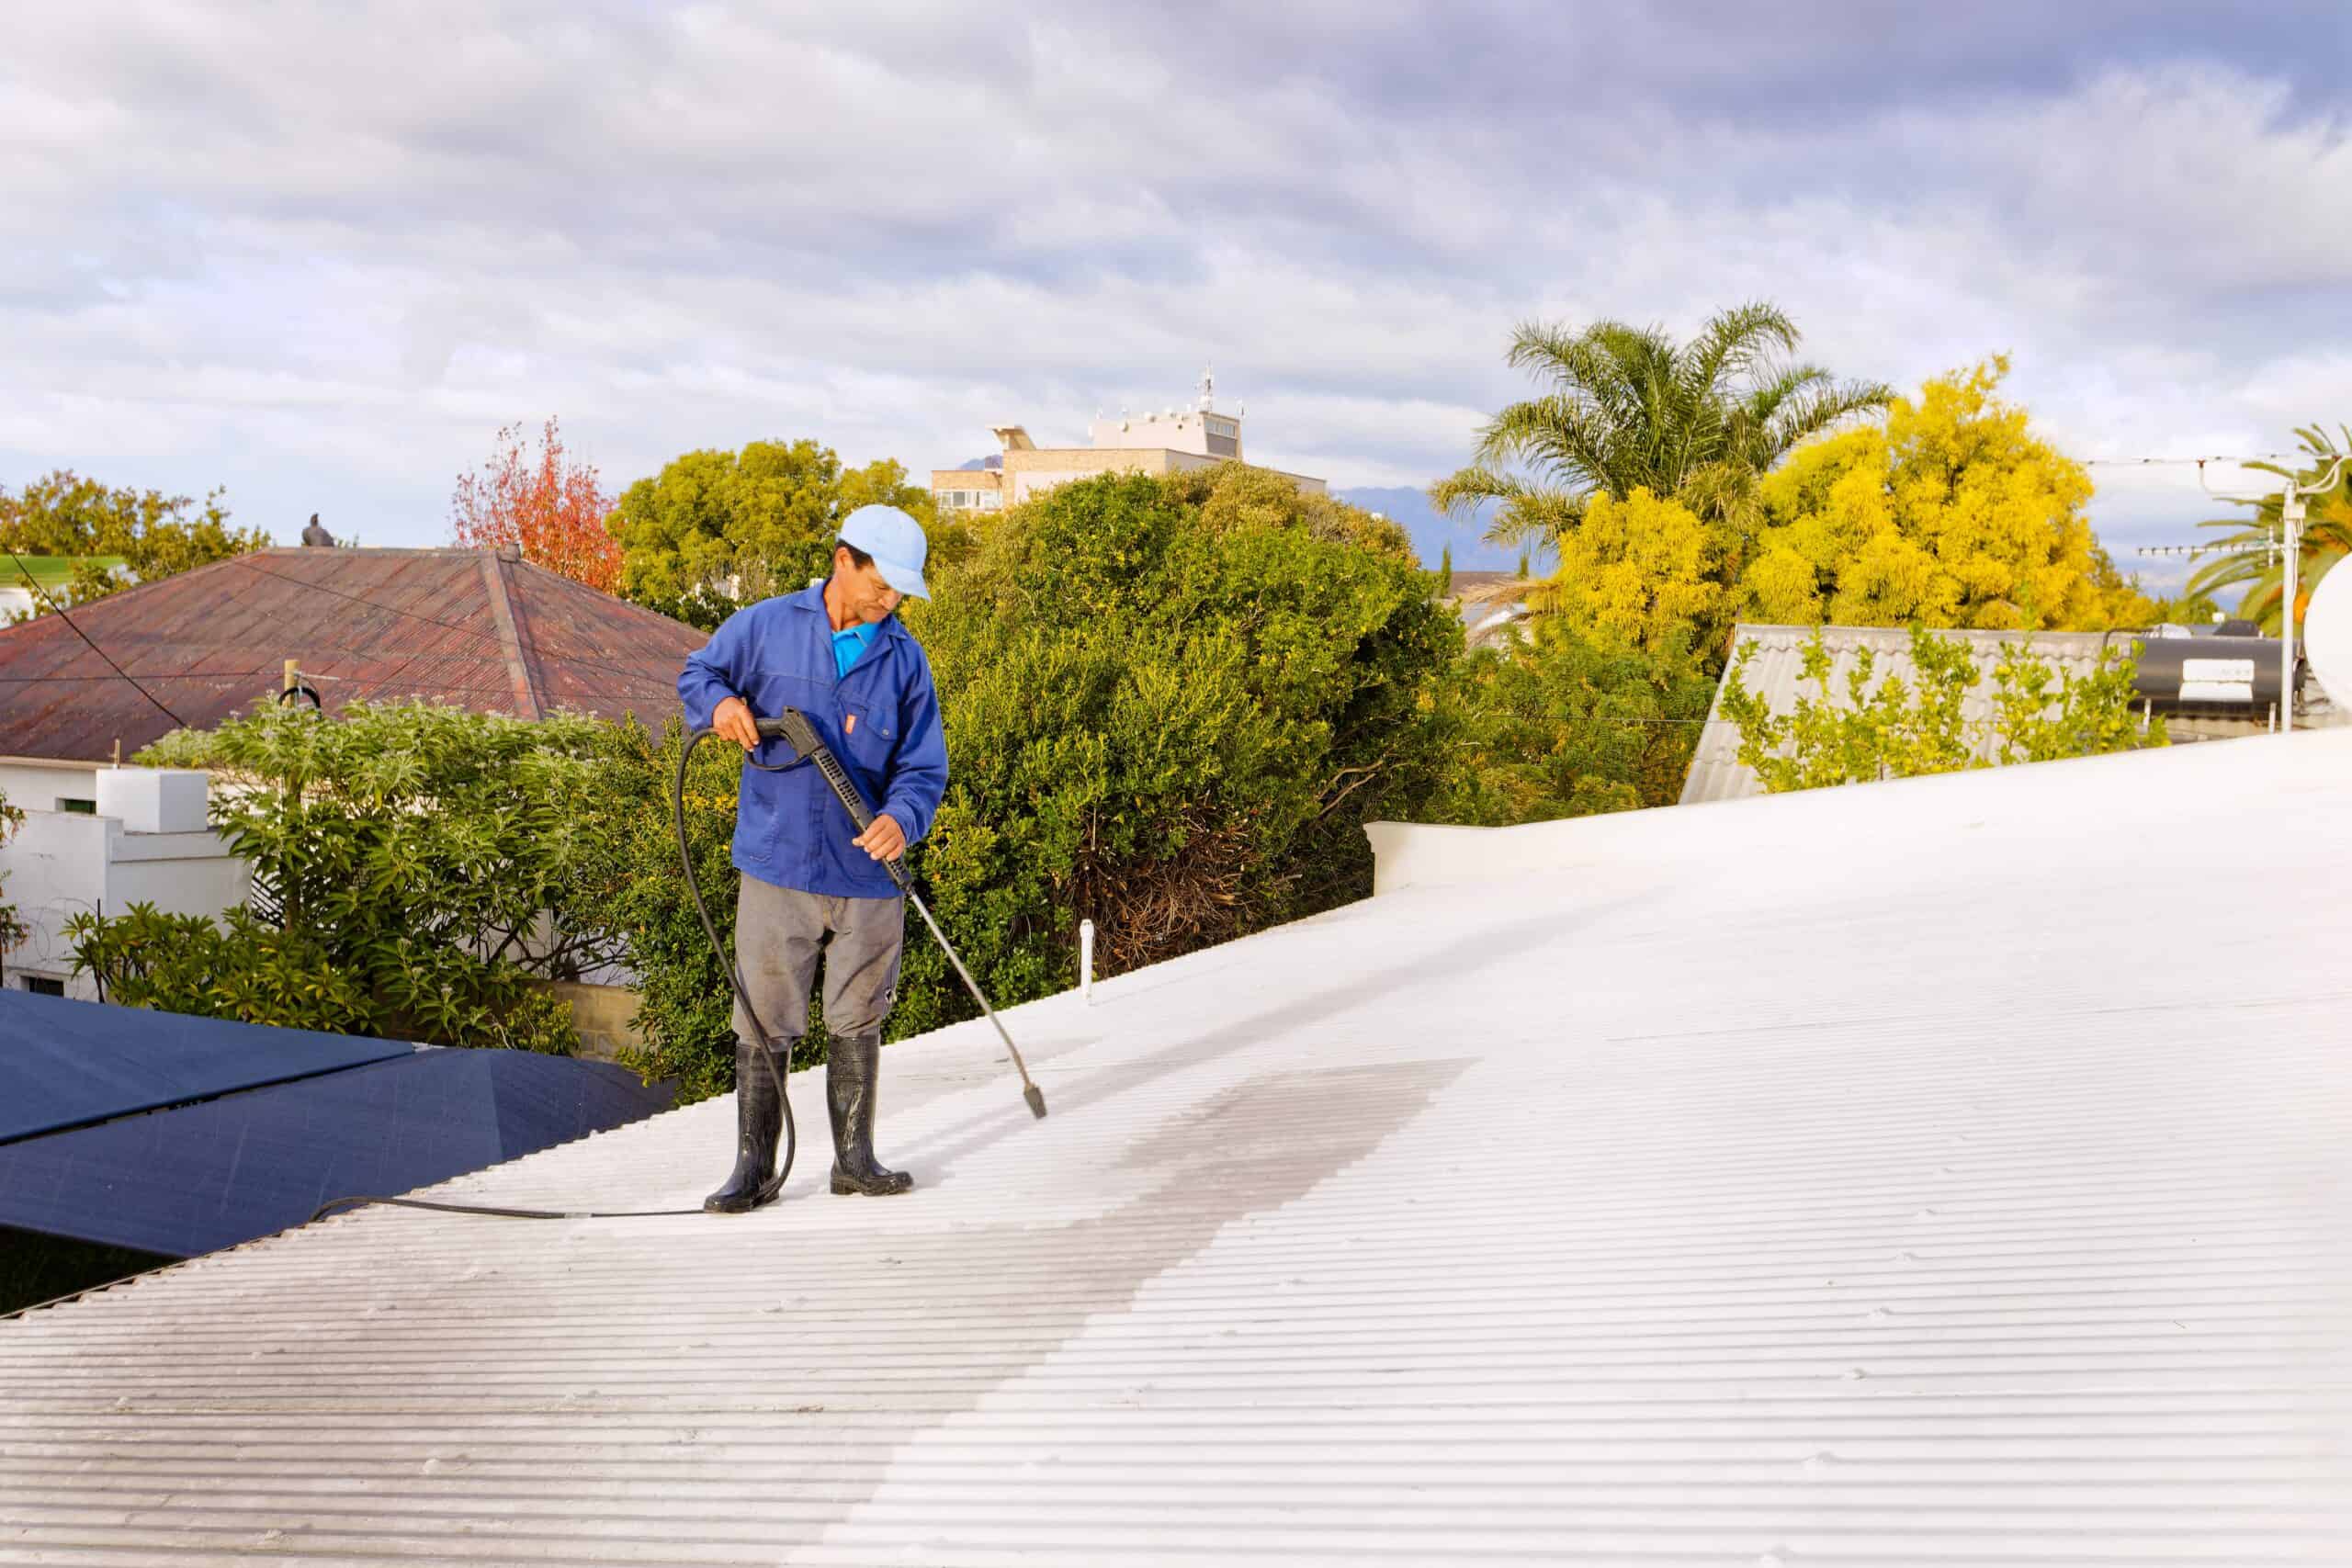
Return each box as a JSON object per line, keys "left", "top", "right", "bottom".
{"left": 5, "top": 2, "right": 2346, "bottom": 577}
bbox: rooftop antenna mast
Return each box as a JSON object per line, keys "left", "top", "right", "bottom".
{"left": 1198, "top": 366, "right": 1215, "bottom": 412}
{"left": 2180, "top": 452, "right": 2352, "bottom": 734}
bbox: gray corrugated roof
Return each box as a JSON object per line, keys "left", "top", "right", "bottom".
{"left": 1682, "top": 624, "right": 2146, "bottom": 805}
{"left": 1683, "top": 623, "right": 2350, "bottom": 805}
{"left": 5, "top": 728, "right": 2352, "bottom": 1562}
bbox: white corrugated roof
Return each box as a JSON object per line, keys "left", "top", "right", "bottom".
{"left": 7, "top": 728, "right": 2352, "bottom": 1563}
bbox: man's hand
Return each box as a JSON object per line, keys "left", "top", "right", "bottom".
{"left": 712, "top": 695, "right": 760, "bottom": 752}
{"left": 854, "top": 812, "right": 907, "bottom": 863}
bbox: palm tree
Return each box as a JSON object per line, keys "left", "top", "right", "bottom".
{"left": 2186, "top": 425, "right": 2352, "bottom": 635}
{"left": 1431, "top": 302, "right": 1891, "bottom": 553}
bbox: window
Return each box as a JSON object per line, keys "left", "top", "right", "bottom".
{"left": 21, "top": 976, "right": 65, "bottom": 997}
{"left": 57, "top": 798, "right": 95, "bottom": 815}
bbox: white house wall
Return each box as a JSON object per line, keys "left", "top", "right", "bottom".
{"left": 0, "top": 760, "right": 102, "bottom": 817}
{"left": 1, "top": 781, "right": 244, "bottom": 996}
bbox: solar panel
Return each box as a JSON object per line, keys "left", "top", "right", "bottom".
{"left": 0, "top": 990, "right": 410, "bottom": 1145}
{"left": 0, "top": 1049, "right": 672, "bottom": 1258}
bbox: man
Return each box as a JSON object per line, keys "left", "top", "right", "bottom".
{"left": 678, "top": 504, "right": 948, "bottom": 1213}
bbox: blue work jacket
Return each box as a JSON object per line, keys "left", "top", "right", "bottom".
{"left": 678, "top": 584, "right": 949, "bottom": 898}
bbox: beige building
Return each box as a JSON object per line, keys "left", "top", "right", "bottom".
{"left": 932, "top": 372, "right": 1326, "bottom": 513}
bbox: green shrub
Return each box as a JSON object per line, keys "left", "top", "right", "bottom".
{"left": 605, "top": 467, "right": 1467, "bottom": 1099}
{"left": 70, "top": 702, "right": 616, "bottom": 1051}
{"left": 897, "top": 468, "right": 1462, "bottom": 1028}
{"left": 1434, "top": 621, "right": 1718, "bottom": 823}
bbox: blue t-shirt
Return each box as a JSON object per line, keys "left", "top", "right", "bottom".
{"left": 831, "top": 621, "right": 878, "bottom": 678}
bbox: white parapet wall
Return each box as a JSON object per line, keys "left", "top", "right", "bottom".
{"left": 1, "top": 767, "right": 246, "bottom": 998}
{"left": 1366, "top": 727, "right": 2342, "bottom": 900}
{"left": 0, "top": 757, "right": 104, "bottom": 817}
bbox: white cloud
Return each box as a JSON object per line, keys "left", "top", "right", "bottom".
{"left": 1, "top": 4, "right": 2344, "bottom": 559}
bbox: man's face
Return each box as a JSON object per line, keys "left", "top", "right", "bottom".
{"left": 833, "top": 547, "right": 903, "bottom": 625}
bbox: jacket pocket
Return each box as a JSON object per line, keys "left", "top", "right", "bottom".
{"left": 840, "top": 700, "right": 898, "bottom": 772}
{"left": 737, "top": 771, "right": 780, "bottom": 863}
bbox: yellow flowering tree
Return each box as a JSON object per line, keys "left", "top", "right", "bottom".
{"left": 1536, "top": 486, "right": 1725, "bottom": 655}
{"left": 1741, "top": 358, "right": 2153, "bottom": 632}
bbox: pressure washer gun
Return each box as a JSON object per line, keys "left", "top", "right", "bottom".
{"left": 758, "top": 709, "right": 1047, "bottom": 1119}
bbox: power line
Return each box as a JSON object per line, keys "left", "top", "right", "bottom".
{"left": 0, "top": 669, "right": 669, "bottom": 705}
{"left": 2081, "top": 454, "right": 2301, "bottom": 468}
{"left": 0, "top": 667, "right": 283, "bottom": 687}
{"left": 3, "top": 548, "right": 188, "bottom": 728}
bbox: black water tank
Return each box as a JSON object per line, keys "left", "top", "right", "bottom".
{"left": 2132, "top": 634, "right": 2304, "bottom": 715}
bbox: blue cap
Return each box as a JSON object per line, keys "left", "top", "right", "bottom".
{"left": 838, "top": 504, "right": 932, "bottom": 600}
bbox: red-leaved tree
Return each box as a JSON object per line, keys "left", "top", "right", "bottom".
{"left": 450, "top": 417, "right": 622, "bottom": 592}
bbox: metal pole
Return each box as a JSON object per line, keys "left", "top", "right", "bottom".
{"left": 904, "top": 886, "right": 1046, "bottom": 1117}
{"left": 1080, "top": 919, "right": 1095, "bottom": 1005}
{"left": 2281, "top": 483, "right": 2302, "bottom": 736}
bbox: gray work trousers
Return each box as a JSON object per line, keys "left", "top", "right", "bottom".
{"left": 730, "top": 874, "right": 906, "bottom": 1044}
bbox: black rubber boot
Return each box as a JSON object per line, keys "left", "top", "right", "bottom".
{"left": 828, "top": 1032, "right": 912, "bottom": 1196}
{"left": 704, "top": 1039, "right": 784, "bottom": 1213}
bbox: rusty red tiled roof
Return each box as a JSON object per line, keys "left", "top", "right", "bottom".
{"left": 0, "top": 547, "right": 708, "bottom": 761}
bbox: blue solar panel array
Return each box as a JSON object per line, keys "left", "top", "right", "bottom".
{"left": 0, "top": 990, "right": 407, "bottom": 1145}
{"left": 0, "top": 1048, "right": 673, "bottom": 1258}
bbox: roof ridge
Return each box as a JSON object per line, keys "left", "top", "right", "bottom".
{"left": 254, "top": 546, "right": 495, "bottom": 558}
{"left": 502, "top": 552, "right": 709, "bottom": 638}
{"left": 476, "top": 552, "right": 542, "bottom": 720}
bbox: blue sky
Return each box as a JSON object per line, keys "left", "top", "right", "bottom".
{"left": 4, "top": 3, "right": 2346, "bottom": 582}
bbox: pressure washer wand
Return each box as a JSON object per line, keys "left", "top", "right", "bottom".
{"left": 761, "top": 711, "right": 1047, "bottom": 1119}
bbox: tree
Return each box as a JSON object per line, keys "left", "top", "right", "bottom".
{"left": 2145, "top": 586, "right": 2223, "bottom": 627}
{"left": 1717, "top": 626, "right": 2161, "bottom": 793}
{"left": 1431, "top": 619, "right": 1716, "bottom": 824}
{"left": 1742, "top": 358, "right": 2156, "bottom": 633}
{"left": 2186, "top": 423, "right": 2352, "bottom": 635}
{"left": 602, "top": 465, "right": 1464, "bottom": 1098}
{"left": 73, "top": 702, "right": 619, "bottom": 1050}
{"left": 1432, "top": 301, "right": 1890, "bottom": 552}
{"left": 0, "top": 470, "right": 268, "bottom": 616}
{"left": 611, "top": 439, "right": 936, "bottom": 626}
{"left": 1535, "top": 487, "right": 1726, "bottom": 656}
{"left": 908, "top": 468, "right": 1459, "bottom": 1001}
{"left": 450, "top": 417, "right": 623, "bottom": 592}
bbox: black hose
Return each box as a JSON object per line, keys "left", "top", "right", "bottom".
{"left": 673, "top": 725, "right": 798, "bottom": 1209}
{"left": 307, "top": 725, "right": 794, "bottom": 1224}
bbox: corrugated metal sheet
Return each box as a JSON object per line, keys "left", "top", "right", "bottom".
{"left": 0, "top": 548, "right": 707, "bottom": 761}
{"left": 5, "top": 728, "right": 2352, "bottom": 1562}
{"left": 1682, "top": 624, "right": 2148, "bottom": 805}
